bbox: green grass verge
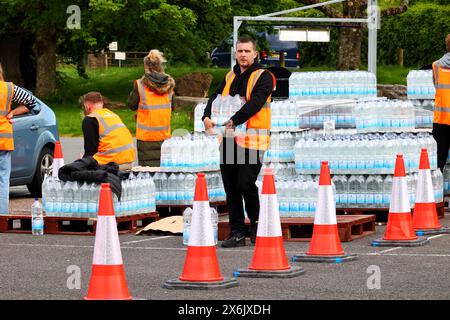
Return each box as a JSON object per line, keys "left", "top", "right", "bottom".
{"left": 51, "top": 64, "right": 410, "bottom": 136}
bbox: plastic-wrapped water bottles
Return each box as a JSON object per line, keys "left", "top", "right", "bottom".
{"left": 407, "top": 70, "right": 436, "bottom": 100}
{"left": 264, "top": 132, "right": 296, "bottom": 163}
{"left": 289, "top": 71, "right": 377, "bottom": 100}
{"left": 160, "top": 133, "right": 220, "bottom": 172}
{"left": 295, "top": 133, "right": 438, "bottom": 174}
{"left": 354, "top": 100, "right": 416, "bottom": 133}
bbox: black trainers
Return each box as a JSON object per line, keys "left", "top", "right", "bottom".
{"left": 250, "top": 223, "right": 258, "bottom": 244}
{"left": 221, "top": 233, "right": 246, "bottom": 248}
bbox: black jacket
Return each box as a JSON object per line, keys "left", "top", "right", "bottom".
{"left": 58, "top": 156, "right": 124, "bottom": 200}
{"left": 202, "top": 63, "right": 274, "bottom": 126}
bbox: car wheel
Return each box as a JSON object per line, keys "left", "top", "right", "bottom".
{"left": 27, "top": 146, "right": 54, "bottom": 197}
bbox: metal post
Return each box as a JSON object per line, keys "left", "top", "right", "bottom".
{"left": 368, "top": 0, "right": 379, "bottom": 76}
{"left": 232, "top": 17, "right": 242, "bottom": 70}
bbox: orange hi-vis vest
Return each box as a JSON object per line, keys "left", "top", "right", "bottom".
{"left": 433, "top": 61, "right": 450, "bottom": 125}
{"left": 88, "top": 108, "right": 136, "bottom": 165}
{"left": 0, "top": 81, "right": 15, "bottom": 151}
{"left": 222, "top": 69, "right": 275, "bottom": 151}
{"left": 136, "top": 79, "right": 172, "bottom": 142}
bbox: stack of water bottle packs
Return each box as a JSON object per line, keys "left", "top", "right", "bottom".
{"left": 255, "top": 170, "right": 443, "bottom": 218}
{"left": 354, "top": 100, "right": 416, "bottom": 132}
{"left": 42, "top": 172, "right": 156, "bottom": 218}
{"left": 160, "top": 133, "right": 220, "bottom": 172}
{"left": 289, "top": 71, "right": 377, "bottom": 100}
{"left": 407, "top": 70, "right": 436, "bottom": 100}
{"left": 294, "top": 132, "right": 437, "bottom": 174}
{"left": 152, "top": 172, "right": 226, "bottom": 205}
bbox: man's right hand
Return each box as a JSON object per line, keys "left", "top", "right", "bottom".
{"left": 203, "top": 117, "right": 216, "bottom": 131}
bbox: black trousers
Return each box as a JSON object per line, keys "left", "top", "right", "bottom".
{"left": 432, "top": 123, "right": 450, "bottom": 173}
{"left": 220, "top": 138, "right": 264, "bottom": 236}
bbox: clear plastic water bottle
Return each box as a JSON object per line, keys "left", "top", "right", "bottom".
{"left": 72, "top": 182, "right": 81, "bottom": 217}
{"left": 182, "top": 207, "right": 192, "bottom": 245}
{"left": 31, "top": 198, "right": 44, "bottom": 235}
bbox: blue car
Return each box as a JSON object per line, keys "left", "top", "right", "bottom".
{"left": 211, "top": 32, "right": 300, "bottom": 68}
{"left": 10, "top": 98, "right": 59, "bottom": 196}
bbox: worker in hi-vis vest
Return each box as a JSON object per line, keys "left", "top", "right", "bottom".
{"left": 432, "top": 34, "right": 450, "bottom": 173}
{"left": 202, "top": 35, "right": 276, "bottom": 248}
{"left": 127, "top": 49, "right": 175, "bottom": 167}
{"left": 80, "top": 91, "right": 135, "bottom": 170}
{"left": 0, "top": 63, "right": 38, "bottom": 213}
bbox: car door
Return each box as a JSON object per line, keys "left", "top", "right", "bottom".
{"left": 10, "top": 103, "right": 41, "bottom": 179}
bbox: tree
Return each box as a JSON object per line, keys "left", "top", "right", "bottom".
{"left": 293, "top": 0, "right": 410, "bottom": 70}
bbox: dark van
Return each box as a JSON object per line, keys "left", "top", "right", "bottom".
{"left": 210, "top": 32, "right": 300, "bottom": 68}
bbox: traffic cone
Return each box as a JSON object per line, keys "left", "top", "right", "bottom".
{"left": 293, "top": 162, "right": 357, "bottom": 263}
{"left": 371, "top": 155, "right": 429, "bottom": 247}
{"left": 85, "top": 183, "right": 132, "bottom": 300}
{"left": 413, "top": 149, "right": 450, "bottom": 235}
{"left": 52, "top": 141, "right": 64, "bottom": 179}
{"left": 234, "top": 168, "right": 305, "bottom": 278}
{"left": 163, "top": 173, "right": 238, "bottom": 290}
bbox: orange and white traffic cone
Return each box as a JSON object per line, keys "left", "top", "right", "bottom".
{"left": 371, "top": 155, "right": 429, "bottom": 247}
{"left": 234, "top": 168, "right": 305, "bottom": 278}
{"left": 293, "top": 162, "right": 357, "bottom": 263}
{"left": 85, "top": 183, "right": 132, "bottom": 300}
{"left": 413, "top": 149, "right": 450, "bottom": 235}
{"left": 163, "top": 173, "right": 238, "bottom": 289}
{"left": 52, "top": 141, "right": 64, "bottom": 179}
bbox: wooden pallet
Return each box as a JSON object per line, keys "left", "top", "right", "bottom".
{"left": 218, "top": 215, "right": 376, "bottom": 242}
{"left": 0, "top": 212, "right": 160, "bottom": 235}
{"left": 337, "top": 202, "right": 445, "bottom": 222}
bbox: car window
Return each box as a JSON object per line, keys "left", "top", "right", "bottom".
{"left": 267, "top": 34, "right": 297, "bottom": 49}
{"left": 11, "top": 100, "right": 41, "bottom": 117}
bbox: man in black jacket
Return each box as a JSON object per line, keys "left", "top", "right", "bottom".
{"left": 202, "top": 35, "right": 275, "bottom": 247}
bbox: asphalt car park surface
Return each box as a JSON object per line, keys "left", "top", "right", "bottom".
{"left": 0, "top": 212, "right": 449, "bottom": 300}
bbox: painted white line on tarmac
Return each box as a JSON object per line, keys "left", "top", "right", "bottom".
{"left": 379, "top": 247, "right": 402, "bottom": 254}
{"left": 427, "top": 234, "right": 447, "bottom": 240}
{"left": 121, "top": 236, "right": 174, "bottom": 245}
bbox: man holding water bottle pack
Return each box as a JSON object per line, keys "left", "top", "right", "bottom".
{"left": 202, "top": 35, "right": 276, "bottom": 248}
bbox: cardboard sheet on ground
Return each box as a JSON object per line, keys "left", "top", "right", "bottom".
{"left": 136, "top": 216, "right": 183, "bottom": 235}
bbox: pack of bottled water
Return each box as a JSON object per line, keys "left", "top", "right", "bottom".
{"left": 152, "top": 172, "right": 226, "bottom": 205}
{"left": 354, "top": 100, "right": 416, "bottom": 133}
{"left": 260, "top": 163, "right": 296, "bottom": 181}
{"left": 264, "top": 132, "right": 297, "bottom": 163}
{"left": 257, "top": 176, "right": 319, "bottom": 218}
{"left": 414, "top": 107, "right": 434, "bottom": 129}
{"left": 270, "top": 100, "right": 299, "bottom": 131}
{"left": 182, "top": 207, "right": 218, "bottom": 245}
{"left": 42, "top": 172, "right": 156, "bottom": 218}
{"left": 289, "top": 71, "right": 377, "bottom": 100}
{"left": 194, "top": 95, "right": 248, "bottom": 133}
{"left": 333, "top": 172, "right": 443, "bottom": 209}
{"left": 407, "top": 70, "right": 435, "bottom": 100}
{"left": 295, "top": 132, "right": 438, "bottom": 175}
{"left": 160, "top": 133, "right": 220, "bottom": 172}
{"left": 298, "top": 103, "right": 356, "bottom": 129}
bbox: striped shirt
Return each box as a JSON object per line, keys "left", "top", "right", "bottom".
{"left": 12, "top": 85, "right": 37, "bottom": 110}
